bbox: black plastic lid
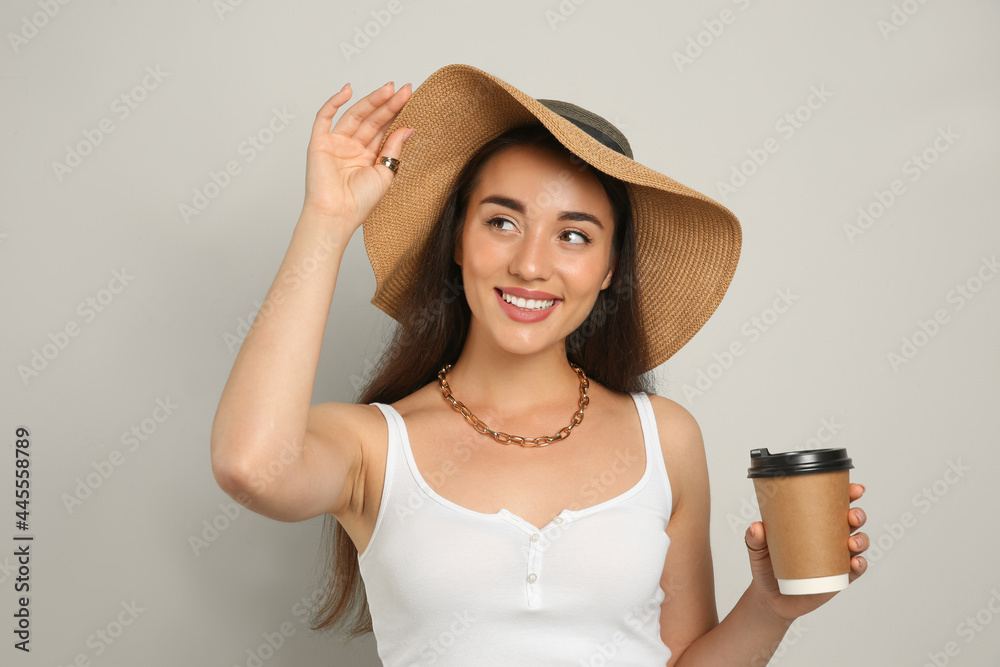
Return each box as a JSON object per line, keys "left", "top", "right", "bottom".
{"left": 747, "top": 448, "right": 854, "bottom": 478}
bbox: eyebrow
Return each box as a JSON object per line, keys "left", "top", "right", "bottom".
{"left": 478, "top": 195, "right": 606, "bottom": 230}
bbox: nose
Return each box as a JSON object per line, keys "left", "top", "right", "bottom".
{"left": 508, "top": 228, "right": 552, "bottom": 281}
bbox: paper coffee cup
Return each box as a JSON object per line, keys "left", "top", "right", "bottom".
{"left": 747, "top": 448, "right": 854, "bottom": 595}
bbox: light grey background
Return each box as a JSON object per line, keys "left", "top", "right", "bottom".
{"left": 3, "top": 1, "right": 998, "bottom": 665}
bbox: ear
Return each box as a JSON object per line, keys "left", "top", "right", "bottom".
{"left": 600, "top": 255, "right": 616, "bottom": 290}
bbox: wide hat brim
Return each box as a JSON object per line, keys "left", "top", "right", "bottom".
{"left": 363, "top": 63, "right": 741, "bottom": 374}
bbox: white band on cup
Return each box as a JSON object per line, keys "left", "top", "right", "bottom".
{"left": 777, "top": 574, "right": 850, "bottom": 595}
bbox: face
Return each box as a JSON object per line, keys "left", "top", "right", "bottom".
{"left": 453, "top": 144, "right": 616, "bottom": 356}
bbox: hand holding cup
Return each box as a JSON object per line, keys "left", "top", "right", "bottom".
{"left": 744, "top": 448, "right": 869, "bottom": 621}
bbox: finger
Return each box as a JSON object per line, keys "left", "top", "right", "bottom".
{"left": 744, "top": 522, "right": 770, "bottom": 558}
{"left": 849, "top": 507, "right": 867, "bottom": 529}
{"left": 849, "top": 531, "right": 869, "bottom": 554}
{"left": 848, "top": 555, "right": 867, "bottom": 583}
{"left": 363, "top": 84, "right": 413, "bottom": 155}
{"left": 310, "top": 83, "right": 353, "bottom": 142}
{"left": 333, "top": 81, "right": 397, "bottom": 140}
{"left": 359, "top": 83, "right": 413, "bottom": 152}
{"left": 372, "top": 126, "right": 415, "bottom": 176}
{"left": 849, "top": 483, "right": 866, "bottom": 502}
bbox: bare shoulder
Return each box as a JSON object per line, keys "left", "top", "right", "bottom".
{"left": 305, "top": 400, "right": 389, "bottom": 517}
{"left": 307, "top": 400, "right": 388, "bottom": 441}
{"left": 645, "top": 393, "right": 709, "bottom": 512}
{"left": 645, "top": 393, "right": 705, "bottom": 457}
{"left": 306, "top": 385, "right": 439, "bottom": 522}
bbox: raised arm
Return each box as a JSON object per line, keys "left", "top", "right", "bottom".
{"left": 209, "top": 80, "right": 414, "bottom": 522}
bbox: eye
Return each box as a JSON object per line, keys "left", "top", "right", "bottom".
{"left": 485, "top": 216, "right": 516, "bottom": 231}
{"left": 561, "top": 229, "right": 592, "bottom": 245}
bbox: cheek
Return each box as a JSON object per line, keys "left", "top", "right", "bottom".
{"left": 462, "top": 233, "right": 506, "bottom": 277}
{"left": 566, "top": 255, "right": 612, "bottom": 292}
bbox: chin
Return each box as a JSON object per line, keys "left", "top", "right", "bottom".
{"left": 491, "top": 323, "right": 575, "bottom": 358}
{"left": 468, "top": 296, "right": 584, "bottom": 356}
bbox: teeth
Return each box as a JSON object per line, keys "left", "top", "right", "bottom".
{"left": 502, "top": 291, "right": 555, "bottom": 310}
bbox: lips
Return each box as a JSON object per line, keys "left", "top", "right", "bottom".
{"left": 496, "top": 288, "right": 561, "bottom": 308}
{"left": 499, "top": 286, "right": 560, "bottom": 301}
{"left": 494, "top": 288, "right": 559, "bottom": 322}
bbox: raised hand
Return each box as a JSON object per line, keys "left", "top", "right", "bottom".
{"left": 301, "top": 80, "right": 414, "bottom": 234}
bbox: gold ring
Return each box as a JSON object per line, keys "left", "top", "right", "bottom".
{"left": 378, "top": 156, "right": 400, "bottom": 173}
{"left": 745, "top": 536, "right": 768, "bottom": 553}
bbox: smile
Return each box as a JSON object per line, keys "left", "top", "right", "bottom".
{"left": 494, "top": 288, "right": 560, "bottom": 323}
{"left": 499, "top": 290, "right": 556, "bottom": 310}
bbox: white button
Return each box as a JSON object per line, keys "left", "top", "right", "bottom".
{"left": 527, "top": 573, "right": 537, "bottom": 583}
{"left": 530, "top": 533, "right": 540, "bottom": 542}
{"left": 553, "top": 517, "right": 563, "bottom": 524}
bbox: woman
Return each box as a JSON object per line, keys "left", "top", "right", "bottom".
{"left": 211, "top": 64, "right": 869, "bottom": 665}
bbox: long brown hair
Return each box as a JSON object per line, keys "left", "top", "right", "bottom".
{"left": 310, "top": 122, "right": 657, "bottom": 636}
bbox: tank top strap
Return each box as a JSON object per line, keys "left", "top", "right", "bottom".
{"left": 369, "top": 401, "right": 427, "bottom": 498}
{"left": 629, "top": 391, "right": 674, "bottom": 519}
{"left": 359, "top": 402, "right": 408, "bottom": 564}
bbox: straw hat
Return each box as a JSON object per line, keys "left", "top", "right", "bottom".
{"left": 363, "top": 63, "right": 741, "bottom": 372}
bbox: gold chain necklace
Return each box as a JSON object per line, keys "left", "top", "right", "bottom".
{"left": 437, "top": 361, "right": 590, "bottom": 447}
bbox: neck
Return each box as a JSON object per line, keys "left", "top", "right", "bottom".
{"left": 440, "top": 326, "right": 585, "bottom": 422}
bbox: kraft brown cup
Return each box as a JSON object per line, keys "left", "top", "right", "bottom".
{"left": 748, "top": 448, "right": 854, "bottom": 595}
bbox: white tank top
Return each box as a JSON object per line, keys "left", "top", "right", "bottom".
{"left": 358, "top": 392, "right": 673, "bottom": 665}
